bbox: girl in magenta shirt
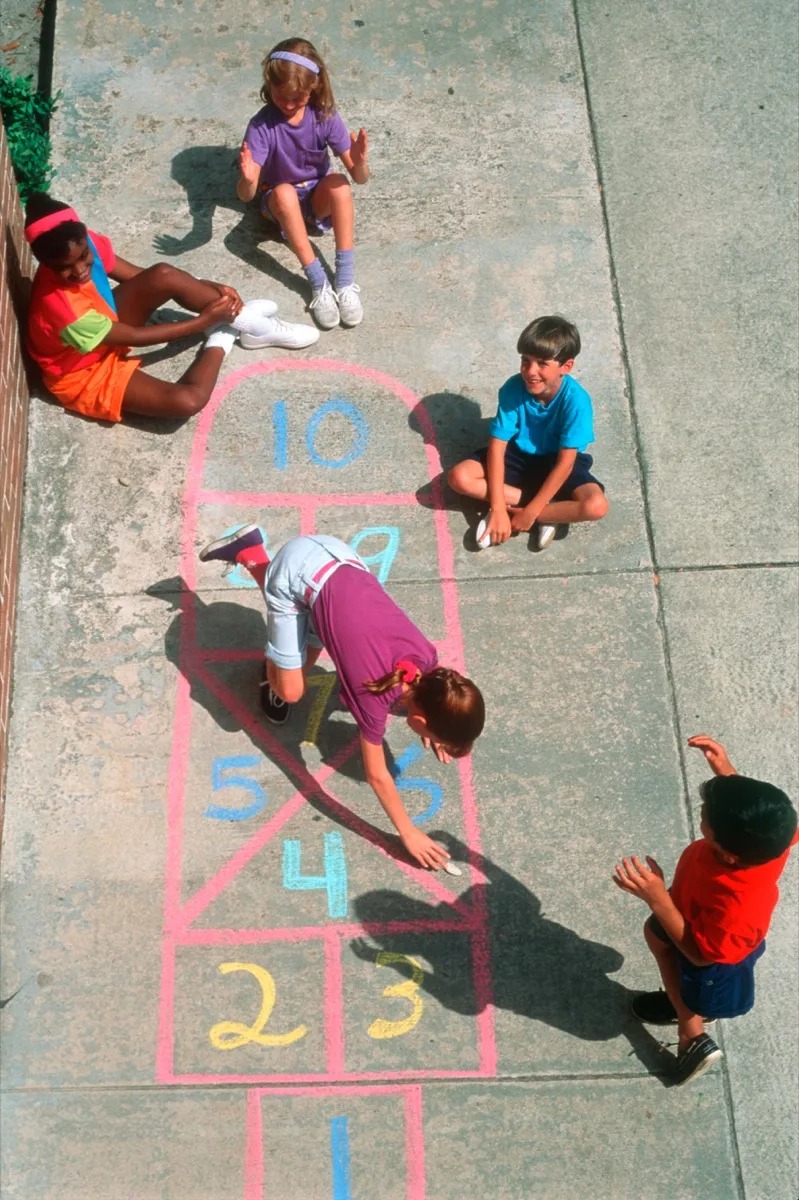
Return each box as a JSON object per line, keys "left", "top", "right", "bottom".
{"left": 200, "top": 528, "right": 485, "bottom": 871}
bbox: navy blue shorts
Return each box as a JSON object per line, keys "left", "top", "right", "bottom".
{"left": 646, "top": 913, "right": 765, "bottom": 1020}
{"left": 469, "top": 444, "right": 604, "bottom": 506}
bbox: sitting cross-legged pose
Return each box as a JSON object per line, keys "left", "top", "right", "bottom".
{"left": 199, "top": 526, "right": 485, "bottom": 871}
{"left": 24, "top": 192, "right": 318, "bottom": 423}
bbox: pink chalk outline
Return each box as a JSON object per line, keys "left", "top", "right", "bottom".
{"left": 158, "top": 360, "right": 496, "bottom": 1095}
{"left": 244, "top": 1084, "right": 426, "bottom": 1200}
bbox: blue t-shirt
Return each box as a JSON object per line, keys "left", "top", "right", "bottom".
{"left": 488, "top": 373, "right": 594, "bottom": 455}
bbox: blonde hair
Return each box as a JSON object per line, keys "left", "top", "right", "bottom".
{"left": 261, "top": 38, "right": 336, "bottom": 117}
{"left": 363, "top": 666, "right": 485, "bottom": 758}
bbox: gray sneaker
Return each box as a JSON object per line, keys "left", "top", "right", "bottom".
{"left": 336, "top": 283, "right": 363, "bottom": 327}
{"left": 309, "top": 281, "right": 340, "bottom": 329}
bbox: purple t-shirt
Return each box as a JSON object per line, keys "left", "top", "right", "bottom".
{"left": 312, "top": 567, "right": 438, "bottom": 745}
{"left": 243, "top": 104, "right": 351, "bottom": 188}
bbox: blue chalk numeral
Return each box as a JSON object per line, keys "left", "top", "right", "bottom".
{"left": 306, "top": 398, "right": 368, "bottom": 469}
{"left": 330, "top": 1116, "right": 352, "bottom": 1200}
{"left": 281, "top": 832, "right": 349, "bottom": 918}
{"left": 272, "top": 399, "right": 289, "bottom": 470}
{"left": 205, "top": 756, "right": 268, "bottom": 821}
{"left": 349, "top": 526, "right": 400, "bottom": 584}
{"left": 391, "top": 745, "right": 443, "bottom": 826}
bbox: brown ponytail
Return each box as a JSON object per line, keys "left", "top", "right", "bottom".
{"left": 364, "top": 666, "right": 485, "bottom": 758}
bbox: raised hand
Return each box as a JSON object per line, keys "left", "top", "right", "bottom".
{"left": 239, "top": 141, "right": 260, "bottom": 186}
{"left": 612, "top": 855, "right": 668, "bottom": 904}
{"left": 688, "top": 734, "right": 736, "bottom": 777}
{"left": 349, "top": 127, "right": 369, "bottom": 169}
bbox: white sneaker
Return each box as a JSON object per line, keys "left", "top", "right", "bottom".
{"left": 474, "top": 517, "right": 492, "bottom": 550}
{"left": 309, "top": 281, "right": 340, "bottom": 329}
{"left": 231, "top": 298, "right": 279, "bottom": 336}
{"left": 205, "top": 325, "right": 236, "bottom": 355}
{"left": 336, "top": 283, "right": 363, "bottom": 327}
{"left": 239, "top": 316, "right": 320, "bottom": 350}
{"left": 537, "top": 523, "right": 557, "bottom": 550}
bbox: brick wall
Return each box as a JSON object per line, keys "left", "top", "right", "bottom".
{"left": 0, "top": 115, "right": 33, "bottom": 813}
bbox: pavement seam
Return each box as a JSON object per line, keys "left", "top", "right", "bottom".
{"left": 570, "top": 3, "right": 748, "bottom": 1196}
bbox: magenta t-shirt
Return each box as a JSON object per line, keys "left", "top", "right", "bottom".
{"left": 243, "top": 104, "right": 351, "bottom": 187}
{"left": 312, "top": 567, "right": 438, "bottom": 745}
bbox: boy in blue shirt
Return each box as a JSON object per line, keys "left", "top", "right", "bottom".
{"left": 448, "top": 315, "right": 608, "bottom": 550}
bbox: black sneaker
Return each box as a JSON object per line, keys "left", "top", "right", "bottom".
{"left": 199, "top": 524, "right": 264, "bottom": 564}
{"left": 631, "top": 990, "right": 716, "bottom": 1028}
{"left": 260, "top": 680, "right": 290, "bottom": 725}
{"left": 674, "top": 1033, "right": 723, "bottom": 1086}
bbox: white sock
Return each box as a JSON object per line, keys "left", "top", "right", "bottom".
{"left": 205, "top": 326, "right": 236, "bottom": 355}
{"left": 232, "top": 298, "right": 279, "bottom": 336}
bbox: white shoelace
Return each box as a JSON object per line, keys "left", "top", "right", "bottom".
{"left": 310, "top": 284, "right": 337, "bottom": 310}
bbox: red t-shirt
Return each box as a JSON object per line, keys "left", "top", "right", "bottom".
{"left": 670, "top": 831, "right": 798, "bottom": 964}
{"left": 27, "top": 231, "right": 117, "bottom": 384}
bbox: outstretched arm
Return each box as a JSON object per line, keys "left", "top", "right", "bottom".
{"left": 360, "top": 735, "right": 449, "bottom": 870}
{"left": 339, "top": 129, "right": 370, "bottom": 184}
{"left": 688, "top": 734, "right": 738, "bottom": 776}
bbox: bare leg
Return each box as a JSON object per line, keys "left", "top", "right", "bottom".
{"left": 311, "top": 173, "right": 354, "bottom": 250}
{"left": 447, "top": 459, "right": 523, "bottom": 506}
{"left": 267, "top": 185, "right": 316, "bottom": 267}
{"left": 644, "top": 921, "right": 704, "bottom": 1051}
{"left": 121, "top": 346, "right": 226, "bottom": 420}
{"left": 114, "top": 263, "right": 228, "bottom": 325}
{"left": 537, "top": 482, "right": 609, "bottom": 525}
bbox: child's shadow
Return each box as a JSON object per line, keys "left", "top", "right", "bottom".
{"left": 409, "top": 391, "right": 491, "bottom": 546}
{"left": 150, "top": 578, "right": 406, "bottom": 843}
{"left": 152, "top": 145, "right": 329, "bottom": 303}
{"left": 351, "top": 833, "right": 676, "bottom": 1084}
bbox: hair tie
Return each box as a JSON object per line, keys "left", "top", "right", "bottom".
{"left": 269, "top": 50, "right": 320, "bottom": 75}
{"left": 395, "top": 659, "right": 420, "bottom": 685}
{"left": 24, "top": 207, "right": 81, "bottom": 244}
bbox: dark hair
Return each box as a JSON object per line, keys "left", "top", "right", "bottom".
{"left": 516, "top": 315, "right": 581, "bottom": 364}
{"left": 24, "top": 192, "right": 87, "bottom": 263}
{"left": 363, "top": 666, "right": 485, "bottom": 757}
{"left": 702, "top": 774, "right": 797, "bottom": 865}
{"left": 261, "top": 38, "right": 335, "bottom": 116}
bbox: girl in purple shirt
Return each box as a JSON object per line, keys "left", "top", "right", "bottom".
{"left": 200, "top": 528, "right": 485, "bottom": 871}
{"left": 237, "top": 37, "right": 370, "bottom": 332}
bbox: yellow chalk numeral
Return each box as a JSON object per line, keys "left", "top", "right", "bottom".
{"left": 367, "top": 952, "right": 425, "bottom": 1040}
{"left": 209, "top": 962, "right": 308, "bottom": 1050}
{"left": 302, "top": 672, "right": 339, "bottom": 746}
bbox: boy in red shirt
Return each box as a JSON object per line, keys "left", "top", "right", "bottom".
{"left": 614, "top": 734, "right": 797, "bottom": 1086}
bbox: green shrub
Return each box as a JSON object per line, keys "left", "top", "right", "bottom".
{"left": 0, "top": 68, "right": 60, "bottom": 202}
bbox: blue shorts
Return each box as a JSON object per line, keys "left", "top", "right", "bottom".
{"left": 264, "top": 535, "right": 368, "bottom": 670}
{"left": 259, "top": 178, "right": 333, "bottom": 234}
{"left": 469, "top": 443, "right": 604, "bottom": 505}
{"left": 646, "top": 913, "right": 766, "bottom": 1019}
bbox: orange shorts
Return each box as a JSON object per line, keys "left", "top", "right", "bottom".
{"left": 46, "top": 347, "right": 141, "bottom": 423}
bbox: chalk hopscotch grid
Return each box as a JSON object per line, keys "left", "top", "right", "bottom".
{"left": 157, "top": 360, "right": 497, "bottom": 1091}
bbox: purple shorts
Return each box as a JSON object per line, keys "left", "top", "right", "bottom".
{"left": 259, "top": 178, "right": 333, "bottom": 235}
{"left": 469, "top": 443, "right": 604, "bottom": 506}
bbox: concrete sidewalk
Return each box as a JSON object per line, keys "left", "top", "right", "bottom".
{"left": 1, "top": 2, "right": 797, "bottom": 1198}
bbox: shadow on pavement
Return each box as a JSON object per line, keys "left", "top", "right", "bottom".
{"left": 351, "top": 832, "right": 676, "bottom": 1084}
{"left": 154, "top": 145, "right": 332, "bottom": 304}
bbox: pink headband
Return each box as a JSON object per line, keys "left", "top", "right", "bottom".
{"left": 24, "top": 207, "right": 82, "bottom": 244}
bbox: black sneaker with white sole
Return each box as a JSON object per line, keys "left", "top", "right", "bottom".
{"left": 260, "top": 680, "right": 290, "bottom": 725}
{"left": 674, "top": 1033, "right": 723, "bottom": 1086}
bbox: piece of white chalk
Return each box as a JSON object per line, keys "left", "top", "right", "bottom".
{"left": 443, "top": 861, "right": 462, "bottom": 876}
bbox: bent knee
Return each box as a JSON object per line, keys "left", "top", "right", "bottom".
{"left": 582, "top": 491, "right": 609, "bottom": 521}
{"left": 447, "top": 461, "right": 473, "bottom": 493}
{"left": 140, "top": 262, "right": 177, "bottom": 290}
{"left": 269, "top": 183, "right": 300, "bottom": 214}
{"left": 169, "top": 385, "right": 209, "bottom": 419}
{"left": 326, "top": 172, "right": 351, "bottom": 193}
